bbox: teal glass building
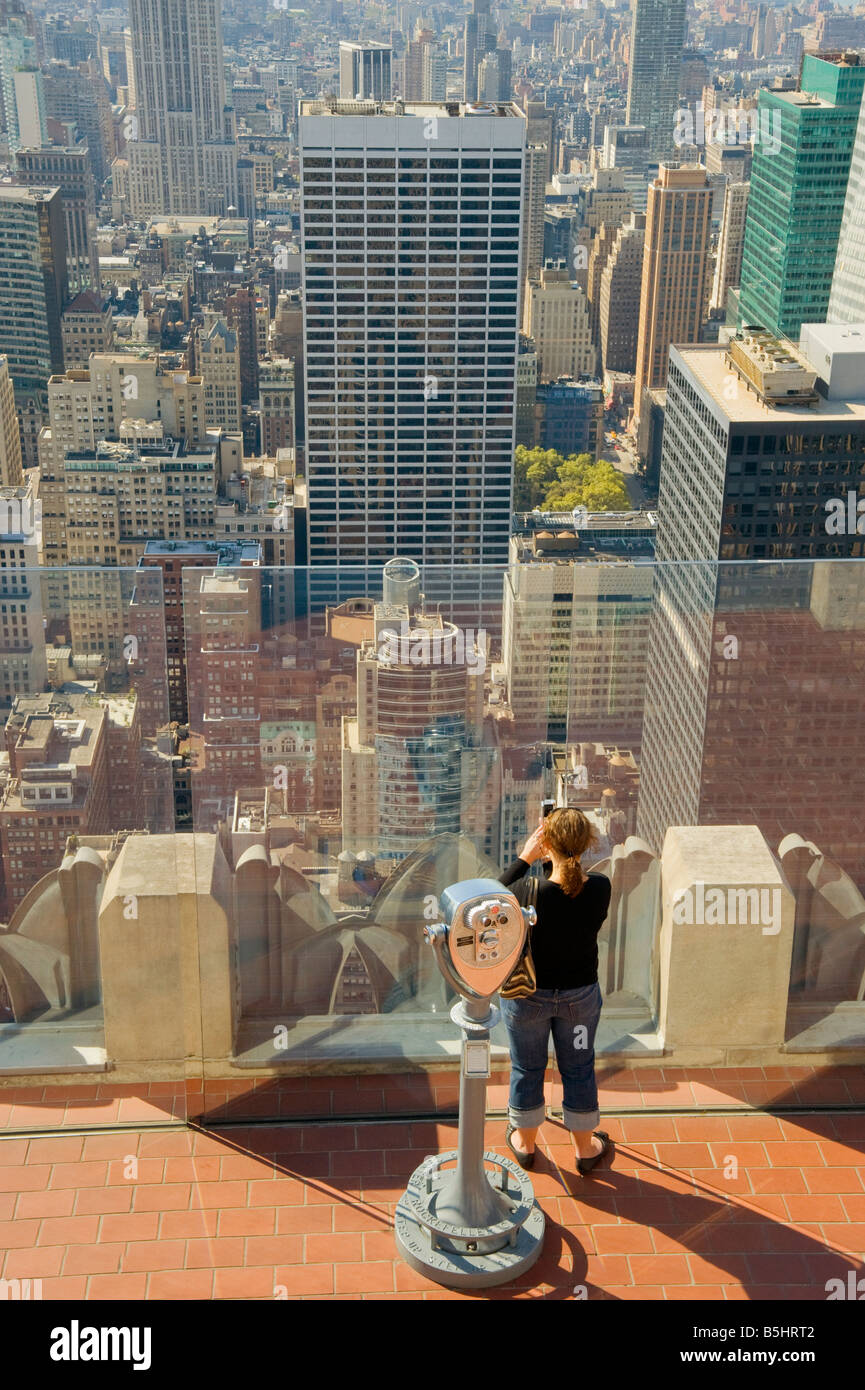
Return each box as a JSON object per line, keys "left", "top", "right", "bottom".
{"left": 738, "top": 54, "right": 865, "bottom": 339}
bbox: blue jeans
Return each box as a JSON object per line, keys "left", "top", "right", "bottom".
{"left": 500, "top": 983, "right": 603, "bottom": 1133}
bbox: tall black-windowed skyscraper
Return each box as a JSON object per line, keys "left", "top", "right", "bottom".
{"left": 637, "top": 329, "right": 865, "bottom": 883}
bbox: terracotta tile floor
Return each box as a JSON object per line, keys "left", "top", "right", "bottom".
{"left": 2, "top": 1107, "right": 864, "bottom": 1300}
{"left": 3, "top": 1064, "right": 865, "bottom": 1131}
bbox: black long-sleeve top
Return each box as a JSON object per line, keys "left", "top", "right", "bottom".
{"left": 500, "top": 858, "right": 612, "bottom": 990}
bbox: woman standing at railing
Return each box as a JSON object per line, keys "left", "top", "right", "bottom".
{"left": 499, "top": 807, "right": 613, "bottom": 1176}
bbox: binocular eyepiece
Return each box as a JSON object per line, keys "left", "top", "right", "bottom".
{"left": 425, "top": 877, "right": 535, "bottom": 1000}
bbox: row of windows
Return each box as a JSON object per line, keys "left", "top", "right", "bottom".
{"left": 302, "top": 157, "right": 523, "bottom": 169}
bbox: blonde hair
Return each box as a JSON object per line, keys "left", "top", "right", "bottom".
{"left": 544, "top": 808, "right": 598, "bottom": 898}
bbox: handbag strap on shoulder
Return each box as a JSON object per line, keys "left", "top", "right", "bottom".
{"left": 516, "top": 871, "right": 538, "bottom": 919}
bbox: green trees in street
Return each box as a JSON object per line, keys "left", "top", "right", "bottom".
{"left": 513, "top": 447, "right": 631, "bottom": 513}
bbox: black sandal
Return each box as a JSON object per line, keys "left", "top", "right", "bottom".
{"left": 506, "top": 1124, "right": 536, "bottom": 1170}
{"left": 576, "top": 1130, "right": 611, "bottom": 1176}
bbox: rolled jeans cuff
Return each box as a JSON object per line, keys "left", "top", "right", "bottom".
{"left": 562, "top": 1105, "right": 600, "bottom": 1132}
{"left": 508, "top": 1103, "right": 546, "bottom": 1130}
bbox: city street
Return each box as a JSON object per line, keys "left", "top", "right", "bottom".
{"left": 605, "top": 431, "right": 650, "bottom": 509}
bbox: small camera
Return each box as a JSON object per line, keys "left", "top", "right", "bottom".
{"left": 541, "top": 799, "right": 555, "bottom": 818}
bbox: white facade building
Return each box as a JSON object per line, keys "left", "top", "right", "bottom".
{"left": 828, "top": 90, "right": 865, "bottom": 325}
{"left": 299, "top": 99, "right": 526, "bottom": 587}
{"left": 710, "top": 181, "right": 750, "bottom": 313}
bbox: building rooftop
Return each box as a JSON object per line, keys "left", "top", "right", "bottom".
{"left": 799, "top": 322, "right": 865, "bottom": 399}
{"left": 0, "top": 183, "right": 60, "bottom": 204}
{"left": 63, "top": 289, "right": 109, "bottom": 315}
{"left": 142, "top": 540, "right": 260, "bottom": 564}
{"left": 673, "top": 342, "right": 865, "bottom": 422}
{"left": 300, "top": 98, "right": 525, "bottom": 120}
{"left": 148, "top": 216, "right": 248, "bottom": 239}
{"left": 339, "top": 39, "right": 392, "bottom": 51}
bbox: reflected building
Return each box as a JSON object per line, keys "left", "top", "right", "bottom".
{"left": 138, "top": 540, "right": 260, "bottom": 724}
{"left": 341, "top": 558, "right": 491, "bottom": 864}
{"left": 257, "top": 625, "right": 358, "bottom": 817}
{"left": 503, "top": 513, "right": 656, "bottom": 746}
{"left": 185, "top": 567, "right": 263, "bottom": 831}
{"left": 0, "top": 690, "right": 142, "bottom": 917}
{"left": 0, "top": 474, "right": 47, "bottom": 711}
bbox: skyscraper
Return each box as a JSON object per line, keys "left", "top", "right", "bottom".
{"left": 0, "top": 186, "right": 67, "bottom": 394}
{"left": 626, "top": 0, "right": 688, "bottom": 160}
{"left": 600, "top": 212, "right": 646, "bottom": 374}
{"left": 339, "top": 41, "right": 392, "bottom": 101}
{"left": 126, "top": 0, "right": 238, "bottom": 217}
{"left": 710, "top": 181, "right": 749, "bottom": 313}
{"left": 15, "top": 144, "right": 100, "bottom": 295}
{"left": 422, "top": 43, "right": 448, "bottom": 103}
{"left": 586, "top": 222, "right": 620, "bottom": 368}
{"left": 0, "top": 11, "right": 43, "bottom": 153}
{"left": 0, "top": 357, "right": 23, "bottom": 487}
{"left": 0, "top": 2, "right": 35, "bottom": 140}
{"left": 194, "top": 317, "right": 242, "bottom": 434}
{"left": 224, "top": 284, "right": 266, "bottom": 405}
{"left": 61, "top": 291, "right": 114, "bottom": 367}
{"left": 464, "top": 0, "right": 496, "bottom": 102}
{"left": 299, "top": 98, "right": 525, "bottom": 585}
{"left": 739, "top": 54, "right": 865, "bottom": 339}
{"left": 580, "top": 167, "right": 632, "bottom": 236}
{"left": 828, "top": 74, "right": 865, "bottom": 324}
{"left": 521, "top": 144, "right": 547, "bottom": 288}
{"left": 523, "top": 263, "right": 596, "bottom": 382}
{"left": 42, "top": 59, "right": 114, "bottom": 187}
{"left": 0, "top": 472, "right": 45, "bottom": 712}
{"left": 637, "top": 328, "right": 865, "bottom": 879}
{"left": 401, "top": 31, "right": 436, "bottom": 102}
{"left": 633, "top": 163, "right": 712, "bottom": 419}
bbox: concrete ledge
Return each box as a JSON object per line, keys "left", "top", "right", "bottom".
{"left": 658, "top": 825, "right": 795, "bottom": 1051}
{"left": 0, "top": 1023, "right": 107, "bottom": 1074}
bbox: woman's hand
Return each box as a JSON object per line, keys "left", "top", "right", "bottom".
{"left": 519, "top": 824, "right": 549, "bottom": 865}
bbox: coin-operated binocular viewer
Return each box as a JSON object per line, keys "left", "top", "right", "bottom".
{"left": 395, "top": 879, "right": 545, "bottom": 1289}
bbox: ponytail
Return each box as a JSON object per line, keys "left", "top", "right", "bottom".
{"left": 543, "top": 808, "right": 598, "bottom": 899}
{"left": 558, "top": 855, "right": 587, "bottom": 898}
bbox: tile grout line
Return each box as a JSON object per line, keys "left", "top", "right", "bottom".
{"left": 3, "top": 1100, "right": 864, "bottom": 1142}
